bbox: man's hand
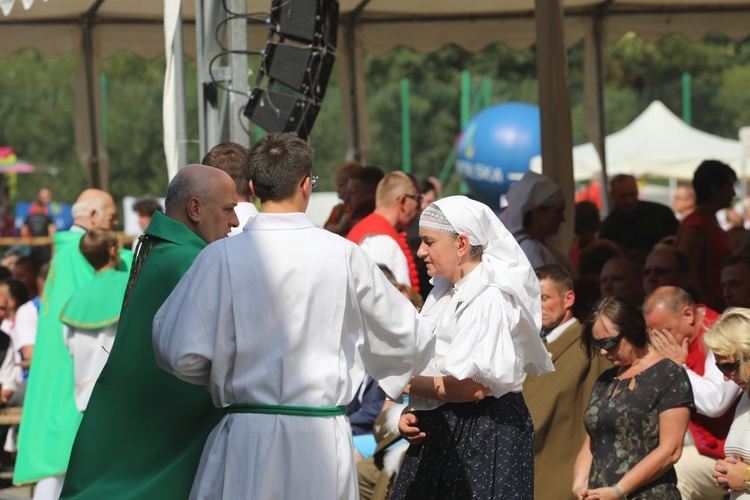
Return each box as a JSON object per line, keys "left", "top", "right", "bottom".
{"left": 398, "top": 411, "right": 426, "bottom": 444}
{"left": 648, "top": 328, "right": 689, "bottom": 365}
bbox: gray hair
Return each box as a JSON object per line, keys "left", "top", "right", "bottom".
{"left": 72, "top": 197, "right": 106, "bottom": 220}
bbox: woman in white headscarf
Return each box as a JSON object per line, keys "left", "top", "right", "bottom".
{"left": 500, "top": 171, "right": 575, "bottom": 277}
{"left": 391, "top": 196, "right": 554, "bottom": 499}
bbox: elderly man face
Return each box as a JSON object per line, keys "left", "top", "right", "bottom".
{"left": 642, "top": 248, "right": 689, "bottom": 294}
{"left": 600, "top": 257, "right": 644, "bottom": 307}
{"left": 91, "top": 193, "right": 118, "bottom": 230}
{"left": 722, "top": 261, "right": 750, "bottom": 309}
{"left": 611, "top": 177, "right": 639, "bottom": 214}
{"left": 195, "top": 175, "right": 240, "bottom": 243}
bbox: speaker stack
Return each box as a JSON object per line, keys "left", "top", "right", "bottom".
{"left": 244, "top": 0, "right": 339, "bottom": 140}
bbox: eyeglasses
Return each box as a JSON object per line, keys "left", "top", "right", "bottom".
{"left": 716, "top": 359, "right": 742, "bottom": 377}
{"left": 642, "top": 267, "right": 681, "bottom": 277}
{"left": 403, "top": 194, "right": 423, "bottom": 205}
{"left": 310, "top": 175, "right": 319, "bottom": 189}
{"left": 591, "top": 332, "right": 624, "bottom": 352}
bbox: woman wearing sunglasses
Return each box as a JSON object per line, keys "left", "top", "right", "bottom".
{"left": 704, "top": 308, "right": 750, "bottom": 498}
{"left": 573, "top": 296, "right": 695, "bottom": 499}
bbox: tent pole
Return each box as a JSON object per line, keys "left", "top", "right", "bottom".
{"left": 534, "top": 0, "right": 575, "bottom": 252}
{"left": 174, "top": 3, "right": 189, "bottom": 166}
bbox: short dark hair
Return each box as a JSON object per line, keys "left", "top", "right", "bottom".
{"left": 610, "top": 174, "right": 636, "bottom": 190}
{"left": 723, "top": 252, "right": 750, "bottom": 270}
{"left": 535, "top": 264, "right": 574, "bottom": 292}
{"left": 13, "top": 256, "right": 40, "bottom": 276}
{"left": 581, "top": 295, "right": 648, "bottom": 359}
{"left": 574, "top": 201, "right": 600, "bottom": 235}
{"left": 202, "top": 142, "right": 252, "bottom": 199}
{"left": 132, "top": 197, "right": 163, "bottom": 217}
{"left": 247, "top": 133, "right": 313, "bottom": 202}
{"left": 419, "top": 179, "right": 437, "bottom": 196}
{"left": 6, "top": 279, "right": 29, "bottom": 306}
{"left": 692, "top": 160, "right": 736, "bottom": 204}
{"left": 80, "top": 228, "right": 119, "bottom": 271}
{"left": 349, "top": 166, "right": 385, "bottom": 194}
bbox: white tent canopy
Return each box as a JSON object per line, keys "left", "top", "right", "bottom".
{"left": 530, "top": 100, "right": 743, "bottom": 181}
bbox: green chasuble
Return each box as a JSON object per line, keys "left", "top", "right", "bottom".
{"left": 60, "top": 268, "right": 129, "bottom": 330}
{"left": 14, "top": 230, "right": 133, "bottom": 484}
{"left": 61, "top": 211, "right": 222, "bottom": 500}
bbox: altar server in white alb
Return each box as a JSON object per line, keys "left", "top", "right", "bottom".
{"left": 153, "top": 132, "right": 432, "bottom": 500}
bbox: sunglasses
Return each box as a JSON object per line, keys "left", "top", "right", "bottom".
{"left": 591, "top": 333, "right": 623, "bottom": 352}
{"left": 403, "top": 194, "right": 423, "bottom": 205}
{"left": 716, "top": 360, "right": 742, "bottom": 377}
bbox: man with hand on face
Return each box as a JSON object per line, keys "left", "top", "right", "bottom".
{"left": 61, "top": 165, "right": 239, "bottom": 500}
{"left": 644, "top": 286, "right": 741, "bottom": 500}
{"left": 523, "top": 264, "right": 610, "bottom": 499}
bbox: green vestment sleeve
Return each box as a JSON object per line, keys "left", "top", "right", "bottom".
{"left": 61, "top": 212, "right": 223, "bottom": 500}
{"left": 14, "top": 231, "right": 132, "bottom": 484}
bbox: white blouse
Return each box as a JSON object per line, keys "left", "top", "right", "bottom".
{"left": 408, "top": 262, "right": 550, "bottom": 411}
{"left": 725, "top": 395, "right": 750, "bottom": 500}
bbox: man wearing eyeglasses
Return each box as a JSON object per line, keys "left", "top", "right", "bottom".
{"left": 642, "top": 247, "right": 691, "bottom": 295}
{"left": 643, "top": 286, "right": 741, "bottom": 500}
{"left": 153, "top": 133, "right": 431, "bottom": 499}
{"left": 347, "top": 171, "right": 422, "bottom": 292}
{"left": 62, "top": 165, "right": 238, "bottom": 500}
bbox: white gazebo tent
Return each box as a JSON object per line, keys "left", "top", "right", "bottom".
{"left": 530, "top": 100, "right": 743, "bottom": 181}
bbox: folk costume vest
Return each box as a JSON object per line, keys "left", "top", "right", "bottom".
{"left": 347, "top": 213, "right": 420, "bottom": 293}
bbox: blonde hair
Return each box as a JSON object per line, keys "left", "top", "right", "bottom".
{"left": 703, "top": 307, "right": 750, "bottom": 361}
{"left": 396, "top": 283, "right": 423, "bottom": 311}
{"left": 375, "top": 171, "right": 415, "bottom": 208}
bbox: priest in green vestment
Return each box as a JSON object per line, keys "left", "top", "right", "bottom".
{"left": 61, "top": 165, "right": 239, "bottom": 499}
{"left": 14, "top": 189, "right": 131, "bottom": 490}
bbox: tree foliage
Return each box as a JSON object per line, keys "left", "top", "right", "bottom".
{"left": 0, "top": 31, "right": 749, "bottom": 210}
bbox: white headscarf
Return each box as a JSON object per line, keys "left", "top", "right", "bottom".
{"left": 499, "top": 171, "right": 564, "bottom": 236}
{"left": 425, "top": 196, "right": 553, "bottom": 376}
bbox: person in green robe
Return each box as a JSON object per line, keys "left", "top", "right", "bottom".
{"left": 14, "top": 189, "right": 131, "bottom": 495}
{"left": 61, "top": 164, "right": 239, "bottom": 500}
{"left": 60, "top": 228, "right": 130, "bottom": 413}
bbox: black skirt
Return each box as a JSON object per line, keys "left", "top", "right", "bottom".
{"left": 391, "top": 392, "right": 534, "bottom": 500}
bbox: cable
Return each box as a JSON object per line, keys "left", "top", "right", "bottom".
{"left": 214, "top": 15, "right": 270, "bottom": 51}
{"left": 209, "top": 50, "right": 264, "bottom": 97}
{"left": 222, "top": 0, "right": 270, "bottom": 18}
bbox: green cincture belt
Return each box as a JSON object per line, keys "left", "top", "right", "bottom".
{"left": 223, "top": 403, "right": 346, "bottom": 417}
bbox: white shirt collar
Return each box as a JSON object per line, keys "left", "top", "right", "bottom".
{"left": 544, "top": 316, "right": 578, "bottom": 344}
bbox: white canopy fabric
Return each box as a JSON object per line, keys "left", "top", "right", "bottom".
{"left": 530, "top": 100, "right": 742, "bottom": 181}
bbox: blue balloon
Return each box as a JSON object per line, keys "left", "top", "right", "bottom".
{"left": 455, "top": 102, "right": 541, "bottom": 209}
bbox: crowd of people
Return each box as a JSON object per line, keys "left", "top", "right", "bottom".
{"left": 0, "top": 137, "right": 749, "bottom": 500}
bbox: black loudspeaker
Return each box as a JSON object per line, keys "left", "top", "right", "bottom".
{"left": 264, "top": 43, "right": 336, "bottom": 99}
{"left": 270, "top": 0, "right": 339, "bottom": 47}
{"left": 246, "top": 0, "right": 336, "bottom": 139}
{"left": 243, "top": 88, "right": 320, "bottom": 140}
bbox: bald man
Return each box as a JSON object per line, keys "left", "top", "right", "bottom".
{"left": 14, "top": 189, "right": 132, "bottom": 497}
{"left": 61, "top": 165, "right": 238, "bottom": 499}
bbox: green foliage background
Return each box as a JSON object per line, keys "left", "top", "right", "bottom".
{"left": 1, "top": 32, "right": 750, "bottom": 223}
